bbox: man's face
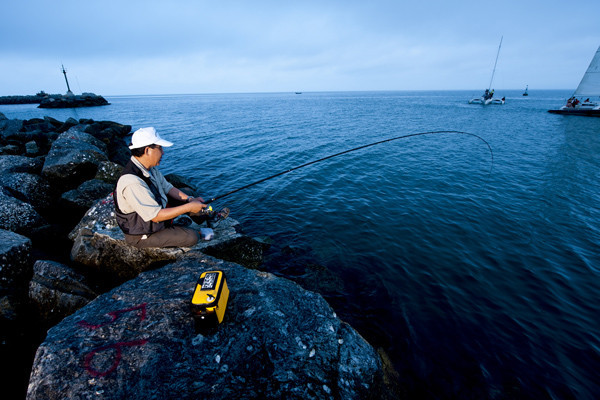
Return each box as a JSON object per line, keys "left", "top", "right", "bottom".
{"left": 147, "top": 145, "right": 164, "bottom": 167}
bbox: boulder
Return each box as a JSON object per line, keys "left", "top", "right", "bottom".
{"left": 0, "top": 144, "right": 21, "bottom": 155}
{"left": 94, "top": 160, "right": 123, "bottom": 184}
{"left": 61, "top": 179, "right": 114, "bottom": 215}
{"left": 0, "top": 189, "right": 46, "bottom": 236}
{"left": 29, "top": 260, "right": 97, "bottom": 325}
{"left": 43, "top": 116, "right": 63, "bottom": 130}
{"left": 57, "top": 117, "right": 78, "bottom": 133}
{"left": 68, "top": 194, "right": 266, "bottom": 285}
{"left": 27, "top": 255, "right": 388, "bottom": 399}
{"left": 41, "top": 126, "right": 108, "bottom": 189}
{"left": 0, "top": 172, "right": 54, "bottom": 210}
{"left": 21, "top": 118, "right": 56, "bottom": 134}
{"left": 0, "top": 229, "right": 33, "bottom": 288}
{"left": 25, "top": 140, "right": 39, "bottom": 155}
{"left": 0, "top": 155, "right": 44, "bottom": 174}
{"left": 0, "top": 118, "right": 23, "bottom": 140}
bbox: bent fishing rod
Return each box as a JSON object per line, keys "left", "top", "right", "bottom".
{"left": 205, "top": 130, "right": 493, "bottom": 204}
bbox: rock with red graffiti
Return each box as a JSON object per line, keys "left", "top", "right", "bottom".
{"left": 27, "top": 254, "right": 397, "bottom": 399}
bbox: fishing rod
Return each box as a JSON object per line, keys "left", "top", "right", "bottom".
{"left": 205, "top": 130, "right": 493, "bottom": 204}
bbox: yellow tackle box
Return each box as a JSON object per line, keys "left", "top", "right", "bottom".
{"left": 190, "top": 270, "right": 229, "bottom": 328}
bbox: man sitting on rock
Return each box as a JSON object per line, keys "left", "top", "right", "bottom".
{"left": 114, "top": 127, "right": 210, "bottom": 248}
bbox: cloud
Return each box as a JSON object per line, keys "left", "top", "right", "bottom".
{"left": 1, "top": 1, "right": 599, "bottom": 94}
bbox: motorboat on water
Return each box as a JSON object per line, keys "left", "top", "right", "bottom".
{"left": 548, "top": 45, "right": 600, "bottom": 117}
{"left": 523, "top": 85, "right": 529, "bottom": 96}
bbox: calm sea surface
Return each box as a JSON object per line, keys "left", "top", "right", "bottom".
{"left": 2, "top": 90, "right": 600, "bottom": 399}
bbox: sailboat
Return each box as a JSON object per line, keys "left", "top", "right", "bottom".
{"left": 548, "top": 45, "right": 600, "bottom": 116}
{"left": 469, "top": 37, "right": 505, "bottom": 105}
{"left": 523, "top": 85, "right": 529, "bottom": 96}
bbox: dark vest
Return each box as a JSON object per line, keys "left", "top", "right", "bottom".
{"left": 114, "top": 160, "right": 168, "bottom": 235}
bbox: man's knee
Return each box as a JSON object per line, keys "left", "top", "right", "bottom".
{"left": 180, "top": 228, "right": 199, "bottom": 247}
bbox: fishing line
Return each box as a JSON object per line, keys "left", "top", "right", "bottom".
{"left": 206, "top": 130, "right": 493, "bottom": 204}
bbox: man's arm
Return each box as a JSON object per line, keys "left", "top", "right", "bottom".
{"left": 151, "top": 200, "right": 206, "bottom": 223}
{"left": 167, "top": 187, "right": 205, "bottom": 203}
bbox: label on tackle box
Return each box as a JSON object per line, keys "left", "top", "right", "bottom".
{"left": 201, "top": 272, "right": 219, "bottom": 290}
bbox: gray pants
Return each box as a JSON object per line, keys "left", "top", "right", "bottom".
{"left": 124, "top": 226, "right": 199, "bottom": 248}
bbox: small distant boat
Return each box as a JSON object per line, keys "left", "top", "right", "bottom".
{"left": 295, "top": 92, "right": 302, "bottom": 94}
{"left": 469, "top": 37, "right": 505, "bottom": 105}
{"left": 523, "top": 85, "right": 528, "bottom": 96}
{"left": 548, "top": 45, "right": 600, "bottom": 117}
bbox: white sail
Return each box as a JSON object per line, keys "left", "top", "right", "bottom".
{"left": 573, "top": 45, "right": 600, "bottom": 97}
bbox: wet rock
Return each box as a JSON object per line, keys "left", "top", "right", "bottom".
{"left": 29, "top": 260, "right": 97, "bottom": 325}
{"left": 27, "top": 255, "right": 387, "bottom": 399}
{"left": 202, "top": 236, "right": 271, "bottom": 268}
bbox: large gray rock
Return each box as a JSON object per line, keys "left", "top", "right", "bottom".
{"left": 0, "top": 155, "right": 44, "bottom": 174}
{"left": 27, "top": 255, "right": 388, "bottom": 399}
{"left": 0, "top": 189, "right": 46, "bottom": 236}
{"left": 0, "top": 229, "right": 32, "bottom": 288}
{"left": 0, "top": 118, "right": 23, "bottom": 139}
{"left": 61, "top": 179, "right": 114, "bottom": 215}
{"left": 94, "top": 160, "right": 123, "bottom": 184}
{"left": 0, "top": 172, "right": 54, "bottom": 210}
{"left": 68, "top": 194, "right": 266, "bottom": 284}
{"left": 41, "top": 126, "right": 108, "bottom": 189}
{"left": 29, "top": 260, "right": 97, "bottom": 325}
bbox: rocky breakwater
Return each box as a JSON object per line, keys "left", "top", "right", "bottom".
{"left": 0, "top": 112, "right": 134, "bottom": 396}
{"left": 0, "top": 112, "right": 397, "bottom": 399}
{"left": 38, "top": 92, "right": 110, "bottom": 109}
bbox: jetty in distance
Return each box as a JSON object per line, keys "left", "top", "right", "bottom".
{"left": 0, "top": 65, "right": 109, "bottom": 109}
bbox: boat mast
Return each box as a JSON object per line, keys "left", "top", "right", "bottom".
{"left": 488, "top": 36, "right": 503, "bottom": 90}
{"left": 61, "top": 64, "right": 73, "bottom": 95}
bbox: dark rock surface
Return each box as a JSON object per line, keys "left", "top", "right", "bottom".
{"left": 0, "top": 189, "right": 46, "bottom": 236}
{"left": 61, "top": 179, "right": 114, "bottom": 215}
{"left": 28, "top": 260, "right": 97, "bottom": 326}
{"left": 41, "top": 127, "right": 109, "bottom": 189}
{"left": 0, "top": 229, "right": 33, "bottom": 288}
{"left": 27, "top": 254, "right": 388, "bottom": 400}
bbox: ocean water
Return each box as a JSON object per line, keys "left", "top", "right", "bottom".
{"left": 2, "top": 90, "right": 600, "bottom": 399}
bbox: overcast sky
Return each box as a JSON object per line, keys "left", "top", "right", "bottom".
{"left": 1, "top": 0, "right": 599, "bottom": 96}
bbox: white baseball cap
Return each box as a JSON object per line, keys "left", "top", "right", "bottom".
{"left": 129, "top": 127, "right": 174, "bottom": 149}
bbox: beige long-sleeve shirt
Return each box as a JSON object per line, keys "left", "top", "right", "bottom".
{"left": 115, "top": 156, "right": 174, "bottom": 222}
